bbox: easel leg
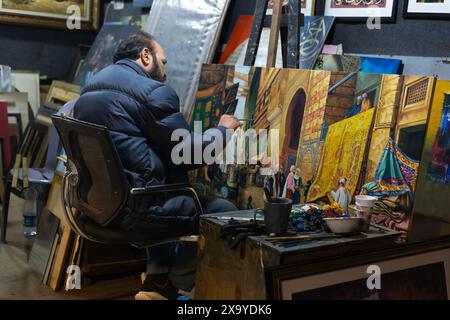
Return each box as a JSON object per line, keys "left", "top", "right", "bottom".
{"left": 267, "top": 0, "right": 283, "bottom": 68}
{"left": 287, "top": 0, "right": 301, "bottom": 68}
{"left": 244, "top": 0, "right": 270, "bottom": 67}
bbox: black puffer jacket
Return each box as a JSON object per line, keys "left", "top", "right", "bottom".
{"left": 74, "top": 59, "right": 227, "bottom": 232}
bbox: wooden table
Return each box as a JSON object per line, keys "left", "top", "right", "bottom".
{"left": 195, "top": 209, "right": 450, "bottom": 300}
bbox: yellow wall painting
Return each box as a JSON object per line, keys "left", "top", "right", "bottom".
{"left": 307, "top": 108, "right": 375, "bottom": 202}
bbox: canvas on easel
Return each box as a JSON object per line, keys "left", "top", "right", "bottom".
{"left": 299, "top": 72, "right": 435, "bottom": 241}
{"left": 190, "top": 64, "right": 438, "bottom": 241}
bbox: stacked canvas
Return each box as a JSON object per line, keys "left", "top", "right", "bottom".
{"left": 220, "top": 15, "right": 335, "bottom": 71}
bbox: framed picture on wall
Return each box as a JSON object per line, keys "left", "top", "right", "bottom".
{"left": 301, "top": 0, "right": 315, "bottom": 16}
{"left": 324, "top": 0, "right": 398, "bottom": 21}
{"left": 0, "top": 0, "right": 100, "bottom": 30}
{"left": 404, "top": 0, "right": 450, "bottom": 19}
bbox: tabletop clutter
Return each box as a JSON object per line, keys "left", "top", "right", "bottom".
{"left": 218, "top": 191, "right": 379, "bottom": 249}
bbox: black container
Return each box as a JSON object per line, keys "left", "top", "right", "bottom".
{"left": 262, "top": 197, "right": 293, "bottom": 234}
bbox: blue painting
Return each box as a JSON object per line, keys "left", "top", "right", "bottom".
{"left": 360, "top": 57, "right": 401, "bottom": 75}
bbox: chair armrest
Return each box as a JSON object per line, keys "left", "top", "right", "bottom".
{"left": 130, "top": 183, "right": 192, "bottom": 195}
{"left": 56, "top": 154, "right": 68, "bottom": 164}
{"left": 130, "top": 183, "right": 203, "bottom": 216}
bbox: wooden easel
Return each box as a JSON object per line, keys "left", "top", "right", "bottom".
{"left": 244, "top": 0, "right": 304, "bottom": 69}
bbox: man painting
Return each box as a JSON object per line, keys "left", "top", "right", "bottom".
{"left": 73, "top": 32, "right": 241, "bottom": 299}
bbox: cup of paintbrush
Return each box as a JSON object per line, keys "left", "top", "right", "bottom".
{"left": 260, "top": 187, "right": 292, "bottom": 235}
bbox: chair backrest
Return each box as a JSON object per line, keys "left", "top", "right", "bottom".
{"left": 42, "top": 126, "right": 60, "bottom": 172}
{"left": 51, "top": 114, "right": 129, "bottom": 226}
{"left": 45, "top": 99, "right": 76, "bottom": 172}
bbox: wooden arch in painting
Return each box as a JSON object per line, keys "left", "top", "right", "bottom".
{"left": 281, "top": 88, "right": 306, "bottom": 174}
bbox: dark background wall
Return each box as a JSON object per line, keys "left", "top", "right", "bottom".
{"left": 0, "top": 26, "right": 97, "bottom": 81}
{"left": 326, "top": 1, "right": 450, "bottom": 57}
{"left": 0, "top": 0, "right": 109, "bottom": 81}
{"left": 0, "top": 0, "right": 448, "bottom": 81}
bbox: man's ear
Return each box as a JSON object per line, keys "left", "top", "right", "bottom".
{"left": 140, "top": 47, "right": 153, "bottom": 67}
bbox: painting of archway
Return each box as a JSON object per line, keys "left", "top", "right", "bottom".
{"left": 281, "top": 88, "right": 306, "bottom": 174}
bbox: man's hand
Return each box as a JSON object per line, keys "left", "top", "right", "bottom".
{"left": 219, "top": 114, "right": 241, "bottom": 130}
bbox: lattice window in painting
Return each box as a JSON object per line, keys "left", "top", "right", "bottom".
{"left": 405, "top": 79, "right": 429, "bottom": 107}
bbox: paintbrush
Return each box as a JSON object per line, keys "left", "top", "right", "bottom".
{"left": 265, "top": 233, "right": 345, "bottom": 243}
{"left": 264, "top": 186, "right": 273, "bottom": 203}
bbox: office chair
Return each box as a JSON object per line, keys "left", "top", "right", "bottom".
{"left": 51, "top": 114, "right": 202, "bottom": 248}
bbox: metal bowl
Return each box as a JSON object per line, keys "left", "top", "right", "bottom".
{"left": 323, "top": 217, "right": 362, "bottom": 234}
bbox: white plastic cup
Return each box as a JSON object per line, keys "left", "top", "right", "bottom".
{"left": 355, "top": 202, "right": 373, "bottom": 231}
{"left": 355, "top": 195, "right": 377, "bottom": 207}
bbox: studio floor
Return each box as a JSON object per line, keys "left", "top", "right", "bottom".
{"left": 0, "top": 195, "right": 142, "bottom": 300}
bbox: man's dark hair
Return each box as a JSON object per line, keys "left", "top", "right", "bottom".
{"left": 113, "top": 32, "right": 157, "bottom": 63}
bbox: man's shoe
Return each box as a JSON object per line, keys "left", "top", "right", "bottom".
{"left": 135, "top": 291, "right": 168, "bottom": 300}
{"left": 178, "top": 287, "right": 195, "bottom": 299}
{"left": 138, "top": 273, "right": 180, "bottom": 300}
